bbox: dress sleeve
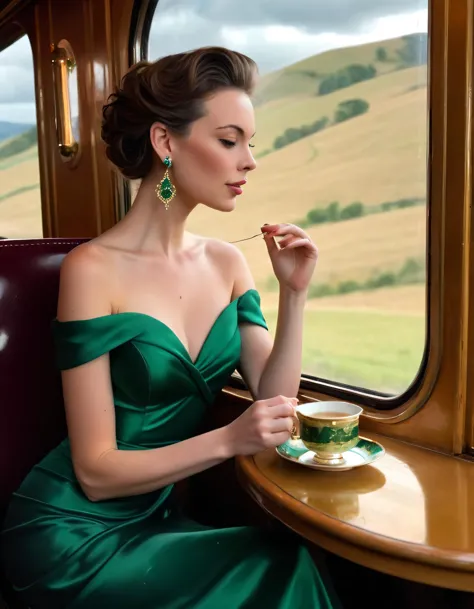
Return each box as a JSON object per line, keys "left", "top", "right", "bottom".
{"left": 236, "top": 289, "right": 268, "bottom": 330}
{"left": 51, "top": 316, "right": 141, "bottom": 370}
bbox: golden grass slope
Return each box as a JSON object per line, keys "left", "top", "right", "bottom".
{"left": 0, "top": 187, "right": 42, "bottom": 238}
{"left": 0, "top": 147, "right": 39, "bottom": 196}
{"left": 261, "top": 284, "right": 425, "bottom": 315}
{"left": 187, "top": 74, "right": 428, "bottom": 290}
{"left": 191, "top": 84, "right": 426, "bottom": 234}
{"left": 210, "top": 204, "right": 426, "bottom": 291}
{"left": 255, "top": 35, "right": 417, "bottom": 105}
{"left": 254, "top": 64, "right": 426, "bottom": 152}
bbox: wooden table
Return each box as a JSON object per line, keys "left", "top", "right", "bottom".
{"left": 236, "top": 432, "right": 474, "bottom": 592}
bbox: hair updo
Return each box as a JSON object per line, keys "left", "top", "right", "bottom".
{"left": 101, "top": 46, "right": 258, "bottom": 180}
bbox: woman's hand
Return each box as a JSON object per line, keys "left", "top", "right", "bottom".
{"left": 225, "top": 395, "right": 298, "bottom": 456}
{"left": 261, "top": 223, "right": 318, "bottom": 293}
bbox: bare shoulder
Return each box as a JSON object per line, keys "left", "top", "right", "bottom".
{"left": 202, "top": 237, "right": 256, "bottom": 296}
{"left": 57, "top": 240, "right": 116, "bottom": 321}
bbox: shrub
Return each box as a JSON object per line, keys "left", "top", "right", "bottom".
{"left": 339, "top": 201, "right": 364, "bottom": 220}
{"left": 273, "top": 116, "right": 329, "bottom": 150}
{"left": 300, "top": 257, "right": 426, "bottom": 301}
{"left": 334, "top": 99, "right": 369, "bottom": 123}
{"left": 318, "top": 64, "right": 376, "bottom": 96}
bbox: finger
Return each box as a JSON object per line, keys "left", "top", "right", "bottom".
{"left": 281, "top": 238, "right": 318, "bottom": 253}
{"left": 268, "top": 416, "right": 294, "bottom": 434}
{"left": 278, "top": 235, "right": 299, "bottom": 248}
{"left": 268, "top": 396, "right": 298, "bottom": 409}
{"left": 272, "top": 431, "right": 292, "bottom": 446}
{"left": 261, "top": 394, "right": 296, "bottom": 407}
{"left": 262, "top": 231, "right": 279, "bottom": 255}
{"left": 261, "top": 224, "right": 278, "bottom": 233}
{"left": 269, "top": 403, "right": 296, "bottom": 419}
{"left": 264, "top": 223, "right": 309, "bottom": 240}
{"left": 261, "top": 224, "right": 279, "bottom": 240}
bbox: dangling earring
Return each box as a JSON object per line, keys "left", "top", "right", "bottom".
{"left": 155, "top": 156, "right": 177, "bottom": 210}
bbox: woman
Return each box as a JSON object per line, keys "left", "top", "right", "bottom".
{"left": 2, "top": 46, "right": 339, "bottom": 608}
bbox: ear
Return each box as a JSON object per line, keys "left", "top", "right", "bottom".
{"left": 150, "top": 122, "right": 172, "bottom": 163}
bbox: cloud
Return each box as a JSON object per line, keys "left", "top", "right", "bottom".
{"left": 0, "top": 102, "right": 36, "bottom": 123}
{"left": 148, "top": 1, "right": 428, "bottom": 72}
{"left": 0, "top": 34, "right": 79, "bottom": 123}
{"left": 0, "top": 65, "right": 36, "bottom": 103}
{"left": 0, "top": 34, "right": 34, "bottom": 67}
{"left": 0, "top": 2, "right": 428, "bottom": 122}
{"left": 0, "top": 35, "right": 36, "bottom": 118}
{"left": 154, "top": 0, "right": 424, "bottom": 31}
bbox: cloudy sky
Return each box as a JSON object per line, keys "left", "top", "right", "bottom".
{"left": 0, "top": 0, "right": 427, "bottom": 124}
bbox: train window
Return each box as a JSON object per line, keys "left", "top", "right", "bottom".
{"left": 145, "top": 1, "right": 429, "bottom": 398}
{"left": 0, "top": 34, "right": 42, "bottom": 238}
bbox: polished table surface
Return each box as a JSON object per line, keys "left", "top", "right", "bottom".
{"left": 236, "top": 432, "right": 474, "bottom": 592}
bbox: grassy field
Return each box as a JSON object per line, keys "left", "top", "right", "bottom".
{"left": 263, "top": 303, "right": 425, "bottom": 394}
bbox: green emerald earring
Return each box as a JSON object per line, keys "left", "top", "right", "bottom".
{"left": 155, "top": 156, "right": 176, "bottom": 210}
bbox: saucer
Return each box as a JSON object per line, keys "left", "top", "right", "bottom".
{"left": 276, "top": 436, "right": 385, "bottom": 471}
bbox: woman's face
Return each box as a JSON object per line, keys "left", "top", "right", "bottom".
{"left": 166, "top": 88, "right": 257, "bottom": 212}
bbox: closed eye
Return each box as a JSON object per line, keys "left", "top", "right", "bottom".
{"left": 220, "top": 139, "right": 255, "bottom": 149}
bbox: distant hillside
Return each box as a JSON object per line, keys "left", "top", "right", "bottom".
{"left": 0, "top": 121, "right": 35, "bottom": 142}
{"left": 254, "top": 33, "right": 427, "bottom": 106}
{"left": 0, "top": 127, "right": 37, "bottom": 160}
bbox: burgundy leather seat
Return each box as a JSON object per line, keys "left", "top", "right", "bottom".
{"left": 0, "top": 238, "right": 86, "bottom": 607}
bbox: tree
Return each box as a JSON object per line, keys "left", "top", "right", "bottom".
{"left": 376, "top": 47, "right": 388, "bottom": 62}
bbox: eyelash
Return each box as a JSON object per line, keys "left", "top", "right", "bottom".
{"left": 219, "top": 139, "right": 255, "bottom": 149}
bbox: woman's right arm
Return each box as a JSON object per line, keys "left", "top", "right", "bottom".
{"left": 58, "top": 246, "right": 296, "bottom": 502}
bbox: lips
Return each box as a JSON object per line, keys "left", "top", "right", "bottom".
{"left": 226, "top": 179, "right": 246, "bottom": 196}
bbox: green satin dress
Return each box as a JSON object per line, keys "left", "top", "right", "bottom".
{"left": 2, "top": 289, "right": 337, "bottom": 609}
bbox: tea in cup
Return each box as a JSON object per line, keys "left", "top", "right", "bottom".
{"left": 296, "top": 401, "right": 363, "bottom": 465}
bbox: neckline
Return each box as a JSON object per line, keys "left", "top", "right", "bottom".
{"left": 54, "top": 288, "right": 256, "bottom": 366}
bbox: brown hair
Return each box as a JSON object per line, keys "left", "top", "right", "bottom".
{"left": 101, "top": 46, "right": 258, "bottom": 180}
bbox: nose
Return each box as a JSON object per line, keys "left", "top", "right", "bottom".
{"left": 241, "top": 148, "right": 257, "bottom": 173}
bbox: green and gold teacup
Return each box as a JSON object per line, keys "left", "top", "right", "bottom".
{"left": 296, "top": 401, "right": 363, "bottom": 465}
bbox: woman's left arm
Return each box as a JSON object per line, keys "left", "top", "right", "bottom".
{"left": 234, "top": 223, "right": 318, "bottom": 400}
